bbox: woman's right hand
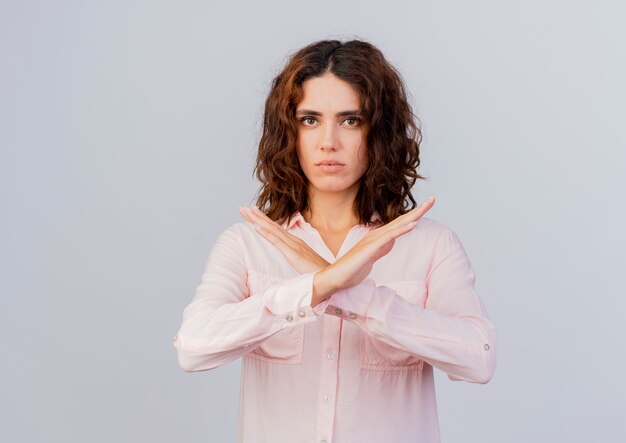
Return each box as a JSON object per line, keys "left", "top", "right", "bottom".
{"left": 314, "top": 196, "right": 436, "bottom": 301}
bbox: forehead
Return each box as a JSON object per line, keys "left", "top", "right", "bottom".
{"left": 297, "top": 73, "right": 361, "bottom": 109}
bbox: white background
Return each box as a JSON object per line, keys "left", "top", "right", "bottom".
{"left": 2, "top": 1, "right": 624, "bottom": 441}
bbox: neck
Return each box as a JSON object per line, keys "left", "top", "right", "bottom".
{"left": 303, "top": 185, "right": 360, "bottom": 233}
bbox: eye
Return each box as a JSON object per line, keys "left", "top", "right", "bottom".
{"left": 300, "top": 116, "right": 317, "bottom": 126}
{"left": 343, "top": 116, "right": 361, "bottom": 126}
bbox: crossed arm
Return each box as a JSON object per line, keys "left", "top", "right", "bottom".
{"left": 173, "top": 199, "right": 496, "bottom": 383}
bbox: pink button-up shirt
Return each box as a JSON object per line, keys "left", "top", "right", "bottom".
{"left": 172, "top": 211, "right": 497, "bottom": 443}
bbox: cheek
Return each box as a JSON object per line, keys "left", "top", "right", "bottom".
{"left": 296, "top": 133, "right": 311, "bottom": 157}
{"left": 356, "top": 144, "right": 368, "bottom": 171}
{"left": 295, "top": 145, "right": 313, "bottom": 176}
{"left": 296, "top": 143, "right": 307, "bottom": 160}
{"left": 298, "top": 131, "right": 316, "bottom": 152}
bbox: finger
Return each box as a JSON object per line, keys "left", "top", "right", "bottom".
{"left": 357, "top": 221, "right": 417, "bottom": 262}
{"left": 252, "top": 223, "right": 292, "bottom": 251}
{"left": 376, "top": 196, "right": 435, "bottom": 234}
{"left": 248, "top": 205, "right": 282, "bottom": 229}
{"left": 239, "top": 206, "right": 257, "bottom": 225}
{"left": 240, "top": 207, "right": 283, "bottom": 241}
{"left": 241, "top": 206, "right": 301, "bottom": 254}
{"left": 240, "top": 207, "right": 329, "bottom": 269}
{"left": 373, "top": 220, "right": 418, "bottom": 248}
{"left": 240, "top": 206, "right": 276, "bottom": 231}
{"left": 400, "top": 196, "right": 435, "bottom": 223}
{"left": 246, "top": 205, "right": 302, "bottom": 248}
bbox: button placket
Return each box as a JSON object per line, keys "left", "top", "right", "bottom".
{"left": 315, "top": 315, "right": 341, "bottom": 443}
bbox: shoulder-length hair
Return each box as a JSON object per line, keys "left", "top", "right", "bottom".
{"left": 253, "top": 38, "right": 426, "bottom": 227}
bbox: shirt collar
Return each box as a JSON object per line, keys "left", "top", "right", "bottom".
{"left": 282, "top": 210, "right": 381, "bottom": 231}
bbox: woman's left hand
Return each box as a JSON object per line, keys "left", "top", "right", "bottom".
{"left": 239, "top": 205, "right": 331, "bottom": 274}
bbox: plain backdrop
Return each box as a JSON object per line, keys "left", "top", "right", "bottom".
{"left": 2, "top": 1, "right": 625, "bottom": 442}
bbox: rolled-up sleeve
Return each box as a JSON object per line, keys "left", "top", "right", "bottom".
{"left": 172, "top": 225, "right": 328, "bottom": 372}
{"left": 323, "top": 227, "right": 497, "bottom": 384}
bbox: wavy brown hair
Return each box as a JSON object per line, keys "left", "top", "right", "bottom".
{"left": 253, "top": 38, "right": 426, "bottom": 227}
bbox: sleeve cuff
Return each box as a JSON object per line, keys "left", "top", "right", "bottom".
{"left": 262, "top": 272, "right": 321, "bottom": 327}
{"left": 323, "top": 278, "right": 396, "bottom": 326}
{"left": 323, "top": 278, "right": 375, "bottom": 325}
{"left": 311, "top": 295, "right": 333, "bottom": 316}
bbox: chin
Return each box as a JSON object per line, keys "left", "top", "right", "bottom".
{"left": 311, "top": 179, "right": 360, "bottom": 193}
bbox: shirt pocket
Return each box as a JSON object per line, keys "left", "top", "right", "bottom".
{"left": 360, "top": 280, "right": 427, "bottom": 371}
{"left": 244, "top": 270, "right": 304, "bottom": 364}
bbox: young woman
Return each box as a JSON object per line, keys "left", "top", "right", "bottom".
{"left": 173, "top": 38, "right": 497, "bottom": 443}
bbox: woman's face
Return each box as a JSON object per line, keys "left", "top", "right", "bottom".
{"left": 295, "top": 72, "right": 368, "bottom": 197}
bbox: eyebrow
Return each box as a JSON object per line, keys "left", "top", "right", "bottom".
{"left": 295, "top": 109, "right": 362, "bottom": 117}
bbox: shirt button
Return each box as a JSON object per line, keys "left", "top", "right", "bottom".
{"left": 323, "top": 394, "right": 330, "bottom": 401}
{"left": 298, "top": 310, "right": 306, "bottom": 317}
{"left": 348, "top": 312, "right": 357, "bottom": 319}
{"left": 286, "top": 314, "right": 294, "bottom": 322}
{"left": 327, "top": 352, "right": 335, "bottom": 359}
{"left": 334, "top": 307, "right": 343, "bottom": 315}
{"left": 320, "top": 440, "right": 328, "bottom": 443}
{"left": 484, "top": 343, "right": 490, "bottom": 351}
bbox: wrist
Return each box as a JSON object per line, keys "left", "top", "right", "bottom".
{"left": 311, "top": 268, "right": 337, "bottom": 307}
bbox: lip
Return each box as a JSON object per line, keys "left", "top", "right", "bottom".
{"left": 316, "top": 160, "right": 345, "bottom": 166}
{"left": 317, "top": 163, "right": 345, "bottom": 173}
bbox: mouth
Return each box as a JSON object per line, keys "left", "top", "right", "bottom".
{"left": 316, "top": 162, "right": 345, "bottom": 173}
{"left": 316, "top": 161, "right": 345, "bottom": 166}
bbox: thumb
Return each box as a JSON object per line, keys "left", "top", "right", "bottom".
{"left": 371, "top": 238, "right": 395, "bottom": 261}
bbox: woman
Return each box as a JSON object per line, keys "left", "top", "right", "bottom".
{"left": 173, "top": 38, "right": 497, "bottom": 443}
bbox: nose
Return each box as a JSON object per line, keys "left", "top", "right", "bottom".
{"left": 319, "top": 121, "right": 338, "bottom": 151}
